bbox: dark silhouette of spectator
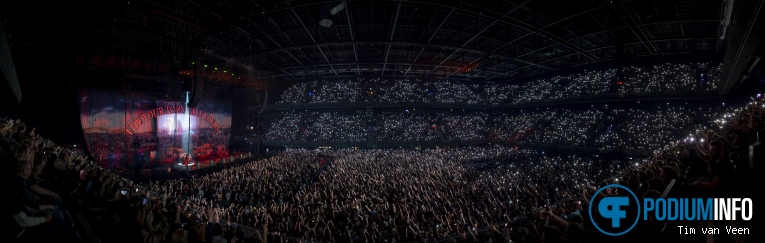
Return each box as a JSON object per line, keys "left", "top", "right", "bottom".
{"left": 564, "top": 222, "right": 584, "bottom": 243}
{"left": 13, "top": 160, "right": 77, "bottom": 241}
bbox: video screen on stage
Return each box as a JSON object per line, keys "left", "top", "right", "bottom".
{"left": 78, "top": 90, "right": 232, "bottom": 171}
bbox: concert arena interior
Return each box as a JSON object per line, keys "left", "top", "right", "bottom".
{"left": 1, "top": 0, "right": 761, "bottom": 242}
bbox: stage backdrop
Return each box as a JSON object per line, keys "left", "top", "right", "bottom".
{"left": 79, "top": 90, "right": 232, "bottom": 171}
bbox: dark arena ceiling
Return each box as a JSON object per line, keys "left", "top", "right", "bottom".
{"left": 4, "top": 0, "right": 731, "bottom": 88}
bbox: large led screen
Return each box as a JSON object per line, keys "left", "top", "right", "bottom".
{"left": 79, "top": 90, "right": 231, "bottom": 171}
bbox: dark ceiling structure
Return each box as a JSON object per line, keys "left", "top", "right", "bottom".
{"left": 1, "top": 0, "right": 737, "bottom": 89}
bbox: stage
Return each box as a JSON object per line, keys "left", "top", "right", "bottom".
{"left": 128, "top": 153, "right": 256, "bottom": 182}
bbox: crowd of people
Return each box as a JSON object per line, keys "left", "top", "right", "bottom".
{"left": 264, "top": 113, "right": 303, "bottom": 141}
{"left": 4, "top": 117, "right": 112, "bottom": 242}
{"left": 615, "top": 62, "right": 722, "bottom": 93}
{"left": 4, "top": 91, "right": 760, "bottom": 243}
{"left": 523, "top": 108, "right": 604, "bottom": 147}
{"left": 263, "top": 102, "right": 735, "bottom": 152}
{"left": 264, "top": 111, "right": 369, "bottom": 142}
{"left": 375, "top": 112, "right": 445, "bottom": 141}
{"left": 595, "top": 95, "right": 760, "bottom": 242}
{"left": 158, "top": 146, "right": 625, "bottom": 243}
{"left": 276, "top": 62, "right": 722, "bottom": 105}
{"left": 443, "top": 113, "right": 490, "bottom": 140}
{"left": 594, "top": 105, "right": 688, "bottom": 151}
